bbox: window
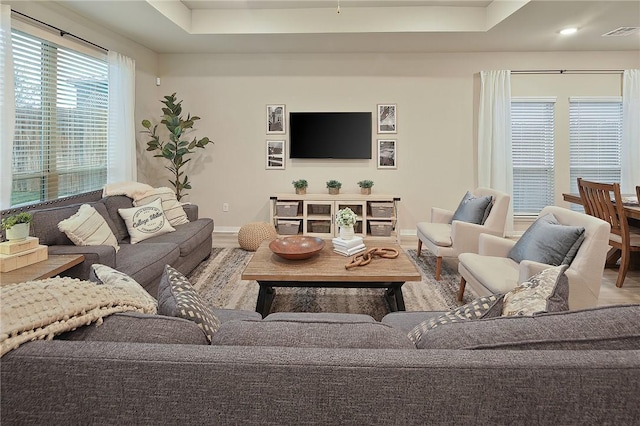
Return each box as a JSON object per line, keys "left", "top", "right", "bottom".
{"left": 569, "top": 97, "right": 623, "bottom": 196}
{"left": 11, "top": 27, "right": 108, "bottom": 207}
{"left": 511, "top": 98, "right": 556, "bottom": 216}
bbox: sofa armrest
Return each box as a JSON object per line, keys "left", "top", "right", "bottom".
{"left": 478, "top": 233, "right": 515, "bottom": 257}
{"left": 451, "top": 221, "right": 502, "bottom": 255}
{"left": 518, "top": 260, "right": 553, "bottom": 283}
{"left": 48, "top": 244, "right": 117, "bottom": 272}
{"left": 431, "top": 207, "right": 454, "bottom": 224}
{"left": 182, "top": 204, "right": 199, "bottom": 222}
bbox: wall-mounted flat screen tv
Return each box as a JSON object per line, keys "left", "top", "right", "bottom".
{"left": 289, "top": 112, "right": 372, "bottom": 159}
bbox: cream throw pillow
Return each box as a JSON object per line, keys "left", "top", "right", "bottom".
{"left": 58, "top": 204, "right": 119, "bottom": 252}
{"left": 133, "top": 187, "right": 189, "bottom": 226}
{"left": 118, "top": 198, "right": 175, "bottom": 244}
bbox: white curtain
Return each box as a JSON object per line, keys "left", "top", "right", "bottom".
{"left": 621, "top": 69, "right": 640, "bottom": 194}
{"left": 478, "top": 70, "right": 513, "bottom": 234}
{"left": 107, "top": 50, "right": 137, "bottom": 183}
{"left": 0, "top": 4, "right": 15, "bottom": 209}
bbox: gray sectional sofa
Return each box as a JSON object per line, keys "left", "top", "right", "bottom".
{"left": 5, "top": 191, "right": 213, "bottom": 297}
{"left": 2, "top": 305, "right": 639, "bottom": 425}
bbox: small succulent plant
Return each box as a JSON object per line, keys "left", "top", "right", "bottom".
{"left": 326, "top": 180, "right": 342, "bottom": 189}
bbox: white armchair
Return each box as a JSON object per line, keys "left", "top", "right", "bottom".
{"left": 457, "top": 206, "right": 612, "bottom": 310}
{"left": 416, "top": 188, "right": 510, "bottom": 280}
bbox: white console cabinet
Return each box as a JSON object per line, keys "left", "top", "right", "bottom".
{"left": 270, "top": 193, "right": 399, "bottom": 241}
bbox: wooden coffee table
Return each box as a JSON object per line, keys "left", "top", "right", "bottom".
{"left": 242, "top": 240, "right": 421, "bottom": 317}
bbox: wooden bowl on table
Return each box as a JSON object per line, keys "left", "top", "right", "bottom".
{"left": 269, "top": 236, "right": 325, "bottom": 260}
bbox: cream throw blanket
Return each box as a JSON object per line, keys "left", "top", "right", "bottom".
{"left": 102, "top": 181, "right": 154, "bottom": 199}
{"left": 0, "top": 277, "right": 157, "bottom": 356}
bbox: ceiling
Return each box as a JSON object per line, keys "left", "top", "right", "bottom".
{"left": 53, "top": 0, "right": 640, "bottom": 54}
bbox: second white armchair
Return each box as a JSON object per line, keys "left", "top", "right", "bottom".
{"left": 416, "top": 188, "right": 510, "bottom": 280}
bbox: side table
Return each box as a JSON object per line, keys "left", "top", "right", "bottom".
{"left": 0, "top": 254, "right": 85, "bottom": 286}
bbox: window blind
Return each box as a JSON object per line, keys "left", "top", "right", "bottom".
{"left": 511, "top": 99, "right": 555, "bottom": 216}
{"left": 11, "top": 28, "right": 108, "bottom": 207}
{"left": 569, "top": 98, "right": 623, "bottom": 196}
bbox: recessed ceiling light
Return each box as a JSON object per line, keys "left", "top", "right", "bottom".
{"left": 560, "top": 28, "right": 578, "bottom": 35}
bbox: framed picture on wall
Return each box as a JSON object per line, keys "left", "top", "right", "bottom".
{"left": 266, "top": 104, "right": 286, "bottom": 134}
{"left": 266, "top": 140, "right": 286, "bottom": 169}
{"left": 377, "top": 139, "right": 397, "bottom": 169}
{"left": 377, "top": 104, "right": 396, "bottom": 134}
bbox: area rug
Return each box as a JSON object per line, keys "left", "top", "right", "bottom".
{"left": 188, "top": 248, "right": 478, "bottom": 321}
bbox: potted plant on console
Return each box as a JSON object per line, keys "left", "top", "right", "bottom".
{"left": 357, "top": 180, "right": 374, "bottom": 195}
{"left": 326, "top": 180, "right": 342, "bottom": 195}
{"left": 336, "top": 207, "right": 357, "bottom": 240}
{"left": 2, "top": 212, "right": 33, "bottom": 241}
{"left": 292, "top": 179, "right": 308, "bottom": 195}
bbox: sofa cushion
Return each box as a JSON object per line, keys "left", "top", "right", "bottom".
{"left": 115, "top": 242, "right": 180, "bottom": 287}
{"left": 56, "top": 312, "right": 208, "bottom": 345}
{"left": 408, "top": 295, "right": 503, "bottom": 345}
{"left": 416, "top": 222, "right": 452, "bottom": 246}
{"left": 118, "top": 198, "right": 175, "bottom": 244}
{"left": 457, "top": 253, "right": 519, "bottom": 294}
{"left": 381, "top": 311, "right": 448, "bottom": 334}
{"left": 133, "top": 187, "right": 189, "bottom": 226}
{"left": 508, "top": 213, "right": 585, "bottom": 266}
{"left": 101, "top": 195, "right": 135, "bottom": 242}
{"left": 264, "top": 312, "right": 376, "bottom": 323}
{"left": 502, "top": 265, "right": 569, "bottom": 317}
{"left": 138, "top": 218, "right": 213, "bottom": 257}
{"left": 450, "top": 191, "right": 493, "bottom": 225}
{"left": 212, "top": 308, "right": 263, "bottom": 323}
{"left": 157, "top": 265, "right": 220, "bottom": 343}
{"left": 57, "top": 204, "right": 119, "bottom": 252}
{"left": 210, "top": 319, "right": 415, "bottom": 349}
{"left": 413, "top": 304, "right": 640, "bottom": 350}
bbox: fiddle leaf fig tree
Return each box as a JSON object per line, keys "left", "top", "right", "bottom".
{"left": 142, "top": 93, "right": 213, "bottom": 201}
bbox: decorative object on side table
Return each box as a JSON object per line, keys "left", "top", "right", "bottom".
{"left": 141, "top": 92, "right": 213, "bottom": 201}
{"left": 326, "top": 179, "right": 342, "bottom": 195}
{"left": 336, "top": 207, "right": 357, "bottom": 240}
{"left": 292, "top": 179, "right": 308, "bottom": 195}
{"left": 357, "top": 180, "right": 374, "bottom": 195}
{"left": 269, "top": 236, "right": 325, "bottom": 260}
{"left": 1, "top": 212, "right": 33, "bottom": 241}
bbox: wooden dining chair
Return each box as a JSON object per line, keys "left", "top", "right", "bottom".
{"left": 577, "top": 178, "right": 640, "bottom": 288}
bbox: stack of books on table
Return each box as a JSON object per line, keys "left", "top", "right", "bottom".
{"left": 0, "top": 237, "right": 48, "bottom": 272}
{"left": 332, "top": 236, "right": 366, "bottom": 257}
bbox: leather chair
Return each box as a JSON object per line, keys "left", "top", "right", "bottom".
{"left": 416, "top": 188, "right": 510, "bottom": 280}
{"left": 457, "top": 206, "right": 611, "bottom": 310}
{"left": 578, "top": 178, "right": 640, "bottom": 288}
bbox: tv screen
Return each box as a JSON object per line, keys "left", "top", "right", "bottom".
{"left": 289, "top": 112, "right": 372, "bottom": 159}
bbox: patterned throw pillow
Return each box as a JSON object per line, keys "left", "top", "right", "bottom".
{"left": 88, "top": 264, "right": 158, "bottom": 311}
{"left": 58, "top": 204, "right": 120, "bottom": 252}
{"left": 157, "top": 265, "right": 220, "bottom": 343}
{"left": 133, "top": 187, "right": 189, "bottom": 226}
{"left": 118, "top": 198, "right": 175, "bottom": 244}
{"left": 408, "top": 294, "right": 503, "bottom": 345}
{"left": 502, "top": 265, "right": 569, "bottom": 317}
